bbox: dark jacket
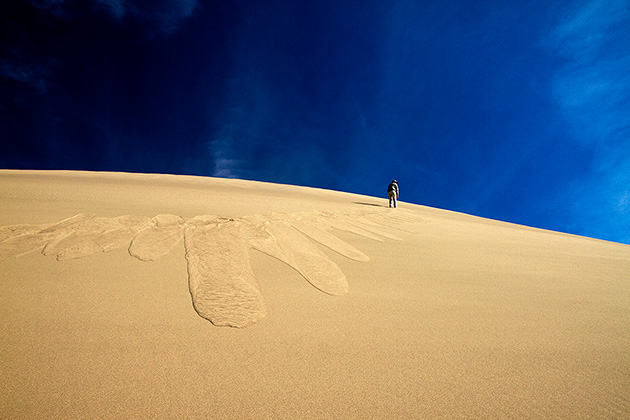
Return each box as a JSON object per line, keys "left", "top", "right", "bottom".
{"left": 387, "top": 182, "right": 399, "bottom": 196}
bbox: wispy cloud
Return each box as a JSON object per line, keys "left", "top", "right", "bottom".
{"left": 211, "top": 136, "right": 241, "bottom": 179}
{"left": 548, "top": 0, "right": 630, "bottom": 142}
{"left": 0, "top": 56, "right": 50, "bottom": 94}
{"left": 546, "top": 0, "right": 630, "bottom": 243}
{"left": 559, "top": 161, "right": 630, "bottom": 244}
{"left": 28, "top": 0, "right": 199, "bottom": 34}
{"left": 2, "top": 0, "right": 200, "bottom": 103}
{"left": 550, "top": 0, "right": 629, "bottom": 55}
{"left": 208, "top": 71, "right": 276, "bottom": 180}
{"left": 92, "top": 0, "right": 199, "bottom": 34}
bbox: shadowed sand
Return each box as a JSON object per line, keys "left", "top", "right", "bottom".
{"left": 1, "top": 170, "right": 629, "bottom": 419}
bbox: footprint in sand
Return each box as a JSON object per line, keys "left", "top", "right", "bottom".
{"left": 0, "top": 209, "right": 423, "bottom": 327}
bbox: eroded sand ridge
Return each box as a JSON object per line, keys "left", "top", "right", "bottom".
{"left": 0, "top": 208, "right": 421, "bottom": 327}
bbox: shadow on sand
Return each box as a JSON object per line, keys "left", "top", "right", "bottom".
{"left": 354, "top": 202, "right": 386, "bottom": 207}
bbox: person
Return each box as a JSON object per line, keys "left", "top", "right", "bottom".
{"left": 387, "top": 180, "right": 399, "bottom": 208}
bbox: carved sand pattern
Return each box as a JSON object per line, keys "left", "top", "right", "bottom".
{"left": 0, "top": 208, "right": 423, "bottom": 327}
{"left": 185, "top": 221, "right": 267, "bottom": 328}
{"left": 130, "top": 214, "right": 185, "bottom": 261}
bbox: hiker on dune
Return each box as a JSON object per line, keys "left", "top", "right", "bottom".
{"left": 387, "top": 180, "right": 399, "bottom": 208}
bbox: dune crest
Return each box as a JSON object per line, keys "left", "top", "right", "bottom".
{"left": 0, "top": 208, "right": 418, "bottom": 327}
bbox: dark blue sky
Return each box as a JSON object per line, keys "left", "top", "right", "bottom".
{"left": 1, "top": 0, "right": 629, "bottom": 244}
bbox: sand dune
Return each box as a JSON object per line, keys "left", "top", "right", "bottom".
{"left": 0, "top": 170, "right": 628, "bottom": 419}
{"left": 0, "top": 206, "right": 409, "bottom": 327}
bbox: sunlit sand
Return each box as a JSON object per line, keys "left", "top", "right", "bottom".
{"left": 1, "top": 170, "right": 628, "bottom": 419}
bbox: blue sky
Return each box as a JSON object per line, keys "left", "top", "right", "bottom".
{"left": 1, "top": 0, "right": 629, "bottom": 244}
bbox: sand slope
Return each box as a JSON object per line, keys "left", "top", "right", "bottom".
{"left": 1, "top": 170, "right": 628, "bottom": 419}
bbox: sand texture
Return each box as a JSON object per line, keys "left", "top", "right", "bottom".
{"left": 1, "top": 170, "right": 629, "bottom": 419}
